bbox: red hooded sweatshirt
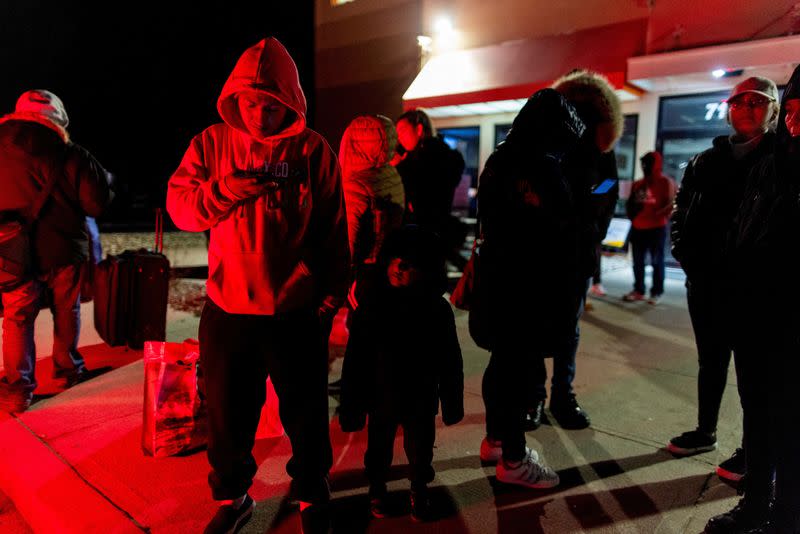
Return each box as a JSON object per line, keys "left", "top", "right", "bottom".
{"left": 167, "top": 38, "right": 349, "bottom": 315}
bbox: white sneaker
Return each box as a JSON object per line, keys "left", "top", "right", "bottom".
{"left": 647, "top": 295, "right": 661, "bottom": 305}
{"left": 496, "top": 450, "right": 559, "bottom": 489}
{"left": 589, "top": 283, "right": 607, "bottom": 297}
{"left": 479, "top": 437, "right": 538, "bottom": 464}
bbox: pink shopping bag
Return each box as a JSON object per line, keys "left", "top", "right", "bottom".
{"left": 142, "top": 339, "right": 207, "bottom": 457}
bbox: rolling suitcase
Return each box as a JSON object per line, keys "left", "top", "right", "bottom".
{"left": 94, "top": 210, "right": 170, "bottom": 349}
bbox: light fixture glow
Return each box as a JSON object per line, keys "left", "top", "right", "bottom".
{"left": 712, "top": 69, "right": 726, "bottom": 79}
{"left": 434, "top": 17, "right": 454, "bottom": 35}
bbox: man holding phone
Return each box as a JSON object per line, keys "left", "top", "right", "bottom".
{"left": 167, "top": 37, "right": 348, "bottom": 534}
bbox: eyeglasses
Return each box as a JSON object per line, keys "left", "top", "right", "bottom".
{"left": 729, "top": 97, "right": 772, "bottom": 110}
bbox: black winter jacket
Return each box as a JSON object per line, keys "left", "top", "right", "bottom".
{"left": 730, "top": 65, "right": 800, "bottom": 335}
{"left": 339, "top": 226, "right": 463, "bottom": 431}
{"left": 671, "top": 133, "right": 775, "bottom": 283}
{"left": 0, "top": 117, "right": 112, "bottom": 272}
{"left": 396, "top": 135, "right": 465, "bottom": 231}
{"left": 564, "top": 141, "right": 619, "bottom": 278}
{"left": 338, "top": 290, "right": 464, "bottom": 430}
{"left": 477, "top": 89, "right": 587, "bottom": 352}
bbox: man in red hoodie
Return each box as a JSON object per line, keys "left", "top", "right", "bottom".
{"left": 167, "top": 38, "right": 349, "bottom": 534}
{"left": 623, "top": 151, "right": 676, "bottom": 305}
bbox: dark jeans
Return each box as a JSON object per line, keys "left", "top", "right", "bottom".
{"left": 734, "top": 336, "right": 800, "bottom": 530}
{"left": 686, "top": 281, "right": 739, "bottom": 435}
{"left": 592, "top": 243, "right": 602, "bottom": 285}
{"left": 364, "top": 412, "right": 436, "bottom": 491}
{"left": 531, "top": 279, "right": 588, "bottom": 402}
{"left": 1, "top": 264, "right": 85, "bottom": 396}
{"left": 630, "top": 226, "right": 667, "bottom": 296}
{"left": 199, "top": 299, "right": 332, "bottom": 503}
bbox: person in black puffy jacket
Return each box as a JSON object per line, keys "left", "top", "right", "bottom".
{"left": 476, "top": 88, "right": 585, "bottom": 490}
{"left": 394, "top": 109, "right": 467, "bottom": 269}
{"left": 338, "top": 225, "right": 463, "bottom": 522}
{"left": 704, "top": 64, "right": 800, "bottom": 534}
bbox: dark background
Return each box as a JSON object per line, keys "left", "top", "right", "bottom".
{"left": 0, "top": 1, "right": 315, "bottom": 230}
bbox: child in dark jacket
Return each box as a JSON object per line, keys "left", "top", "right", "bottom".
{"left": 338, "top": 225, "right": 464, "bottom": 522}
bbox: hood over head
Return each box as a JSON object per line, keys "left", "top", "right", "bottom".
{"left": 552, "top": 69, "right": 623, "bottom": 153}
{"left": 505, "top": 88, "right": 585, "bottom": 154}
{"left": 776, "top": 63, "right": 800, "bottom": 179}
{"left": 217, "top": 38, "right": 306, "bottom": 141}
{"left": 377, "top": 225, "right": 447, "bottom": 296}
{"left": 339, "top": 115, "right": 397, "bottom": 175}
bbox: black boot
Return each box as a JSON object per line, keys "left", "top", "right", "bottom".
{"left": 369, "top": 483, "right": 388, "bottom": 519}
{"left": 524, "top": 399, "right": 545, "bottom": 431}
{"left": 410, "top": 485, "right": 431, "bottom": 522}
{"left": 549, "top": 393, "right": 591, "bottom": 430}
{"left": 300, "top": 502, "right": 331, "bottom": 534}
{"left": 705, "top": 497, "right": 771, "bottom": 534}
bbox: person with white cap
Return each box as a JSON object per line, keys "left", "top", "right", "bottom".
{"left": 668, "top": 77, "right": 779, "bottom": 495}
{"left": 0, "top": 89, "right": 113, "bottom": 413}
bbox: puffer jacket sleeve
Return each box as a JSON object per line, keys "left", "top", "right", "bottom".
{"left": 307, "top": 139, "right": 350, "bottom": 313}
{"left": 65, "top": 143, "right": 114, "bottom": 218}
{"left": 437, "top": 300, "right": 464, "bottom": 426}
{"left": 476, "top": 153, "right": 501, "bottom": 238}
{"left": 343, "top": 177, "right": 369, "bottom": 265}
{"left": 166, "top": 133, "right": 238, "bottom": 232}
{"left": 671, "top": 155, "right": 699, "bottom": 269}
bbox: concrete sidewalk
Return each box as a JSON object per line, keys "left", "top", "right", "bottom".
{"left": 0, "top": 264, "right": 745, "bottom": 533}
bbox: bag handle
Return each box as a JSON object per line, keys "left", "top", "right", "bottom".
{"left": 154, "top": 208, "right": 164, "bottom": 254}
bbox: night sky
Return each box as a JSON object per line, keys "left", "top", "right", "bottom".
{"left": 0, "top": 1, "right": 314, "bottom": 229}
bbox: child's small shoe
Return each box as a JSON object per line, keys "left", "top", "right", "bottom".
{"left": 369, "top": 483, "right": 388, "bottom": 519}
{"left": 369, "top": 495, "right": 388, "bottom": 519}
{"left": 410, "top": 486, "right": 431, "bottom": 522}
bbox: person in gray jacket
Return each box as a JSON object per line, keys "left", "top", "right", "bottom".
{"left": 0, "top": 90, "right": 113, "bottom": 413}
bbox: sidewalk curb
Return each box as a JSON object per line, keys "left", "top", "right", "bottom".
{"left": 0, "top": 415, "right": 143, "bottom": 534}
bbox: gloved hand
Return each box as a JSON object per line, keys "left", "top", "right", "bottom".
{"left": 221, "top": 172, "right": 271, "bottom": 201}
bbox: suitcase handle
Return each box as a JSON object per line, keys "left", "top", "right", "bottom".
{"left": 155, "top": 208, "right": 164, "bottom": 254}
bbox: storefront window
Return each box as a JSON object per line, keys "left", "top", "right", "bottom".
{"left": 440, "top": 126, "right": 480, "bottom": 218}
{"left": 656, "top": 91, "right": 731, "bottom": 185}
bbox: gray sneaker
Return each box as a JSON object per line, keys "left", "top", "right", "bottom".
{"left": 496, "top": 449, "right": 559, "bottom": 489}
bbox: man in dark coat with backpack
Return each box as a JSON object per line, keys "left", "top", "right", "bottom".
{"left": 0, "top": 89, "right": 113, "bottom": 413}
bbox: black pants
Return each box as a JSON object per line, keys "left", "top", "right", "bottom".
{"left": 199, "top": 298, "right": 333, "bottom": 503}
{"left": 686, "top": 282, "right": 739, "bottom": 435}
{"left": 364, "top": 412, "right": 436, "bottom": 491}
{"left": 484, "top": 285, "right": 585, "bottom": 460}
{"left": 735, "top": 336, "right": 800, "bottom": 530}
